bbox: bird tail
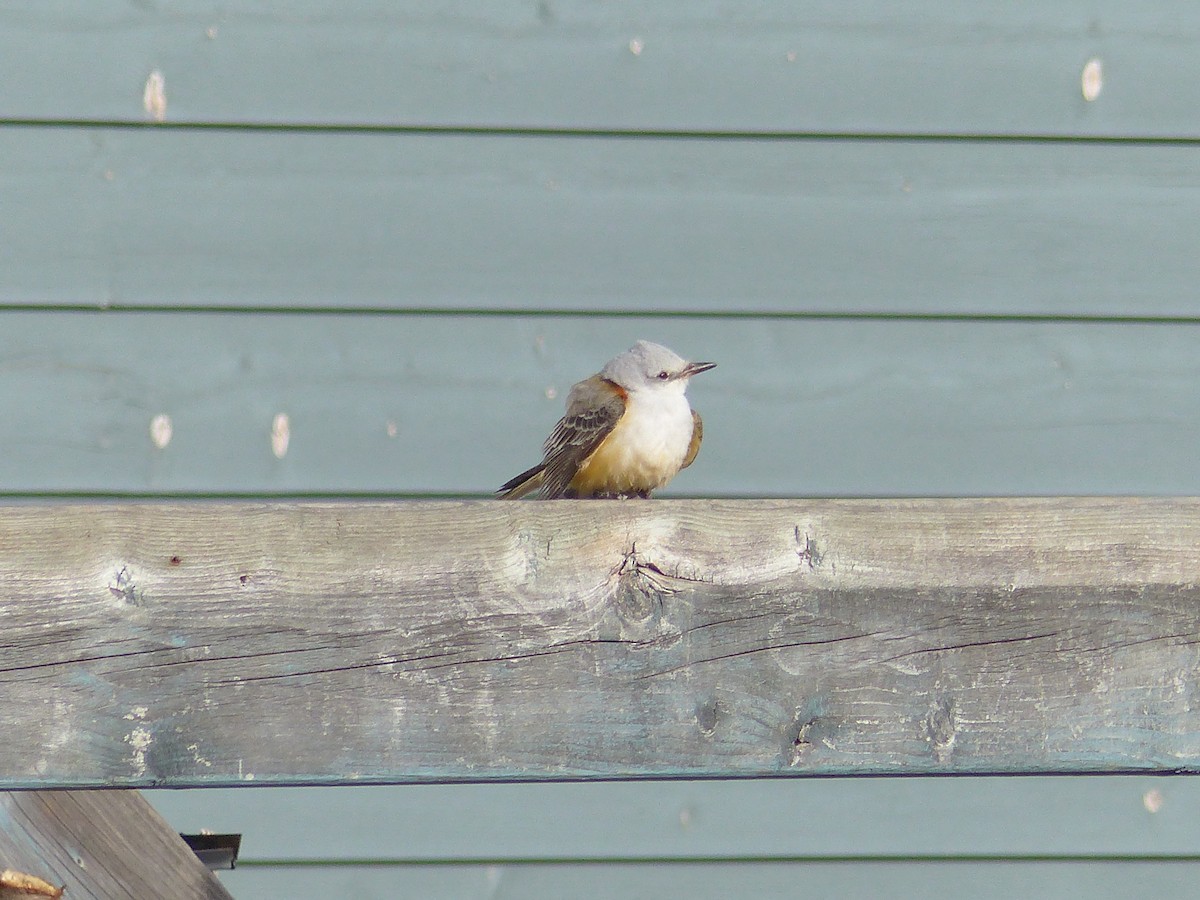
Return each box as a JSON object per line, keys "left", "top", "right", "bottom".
{"left": 496, "top": 463, "right": 546, "bottom": 500}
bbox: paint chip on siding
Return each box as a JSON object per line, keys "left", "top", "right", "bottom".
{"left": 1143, "top": 788, "right": 1164, "bottom": 813}
{"left": 143, "top": 70, "right": 167, "bottom": 122}
{"left": 271, "top": 413, "right": 291, "bottom": 459}
{"left": 1081, "top": 58, "right": 1103, "bottom": 102}
{"left": 150, "top": 414, "right": 173, "bottom": 449}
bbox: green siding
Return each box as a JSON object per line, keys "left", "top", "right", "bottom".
{"left": 2, "top": 3, "right": 1200, "bottom": 137}
{"left": 149, "top": 778, "right": 1200, "bottom": 860}
{"left": 218, "top": 861, "right": 1200, "bottom": 900}
{"left": 5, "top": 0, "right": 1199, "bottom": 895}
{"left": 2, "top": 313, "right": 1199, "bottom": 496}
{"left": 5, "top": 129, "right": 1200, "bottom": 315}
{"left": 153, "top": 779, "right": 1200, "bottom": 898}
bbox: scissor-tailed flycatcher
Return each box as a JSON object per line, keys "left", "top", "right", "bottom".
{"left": 497, "top": 340, "right": 716, "bottom": 499}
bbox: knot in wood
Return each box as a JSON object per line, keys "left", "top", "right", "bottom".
{"left": 924, "top": 698, "right": 958, "bottom": 762}
{"left": 794, "top": 526, "right": 824, "bottom": 570}
{"left": 610, "top": 544, "right": 688, "bottom": 624}
{"left": 695, "top": 698, "right": 724, "bottom": 736}
{"left": 107, "top": 565, "right": 144, "bottom": 606}
{"left": 788, "top": 717, "right": 821, "bottom": 766}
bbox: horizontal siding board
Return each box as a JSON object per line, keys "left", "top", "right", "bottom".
{"left": 148, "top": 777, "right": 1199, "bottom": 861}
{"left": 2, "top": 3, "right": 1199, "bottom": 136}
{"left": 5, "top": 128, "right": 1200, "bottom": 316}
{"left": 216, "top": 860, "right": 1200, "bottom": 899}
{"left": 2, "top": 312, "right": 1199, "bottom": 496}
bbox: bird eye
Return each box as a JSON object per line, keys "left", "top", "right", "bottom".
{"left": 657, "top": 370, "right": 670, "bottom": 380}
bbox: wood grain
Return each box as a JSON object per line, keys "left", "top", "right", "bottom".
{"left": 6, "top": 129, "right": 1200, "bottom": 316}
{"left": 0, "top": 790, "right": 232, "bottom": 899}
{"left": 2, "top": 2, "right": 1198, "bottom": 137}
{"left": 2, "top": 499, "right": 1199, "bottom": 785}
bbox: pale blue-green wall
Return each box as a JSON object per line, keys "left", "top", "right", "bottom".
{"left": 5, "top": 2, "right": 1199, "bottom": 896}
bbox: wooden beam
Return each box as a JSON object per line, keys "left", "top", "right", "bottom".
{"left": 0, "top": 790, "right": 233, "bottom": 899}
{"left": 1, "top": 499, "right": 1198, "bottom": 785}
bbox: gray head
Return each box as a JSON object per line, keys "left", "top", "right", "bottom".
{"left": 600, "top": 340, "right": 716, "bottom": 393}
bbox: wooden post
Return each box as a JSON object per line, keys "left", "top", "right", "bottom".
{"left": 0, "top": 499, "right": 1198, "bottom": 785}
{"left": 0, "top": 790, "right": 233, "bottom": 898}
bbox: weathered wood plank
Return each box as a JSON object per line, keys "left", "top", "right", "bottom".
{"left": 2, "top": 499, "right": 1199, "bottom": 785}
{"left": 4, "top": 312, "right": 1200, "bottom": 497}
{"left": 149, "top": 776, "right": 1200, "bottom": 861}
{"left": 6, "top": 128, "right": 1200, "bottom": 316}
{"left": 2, "top": 2, "right": 1198, "bottom": 137}
{"left": 218, "top": 860, "right": 1200, "bottom": 900}
{"left": 0, "top": 790, "right": 232, "bottom": 899}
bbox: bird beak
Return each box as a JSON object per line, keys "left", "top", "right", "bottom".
{"left": 680, "top": 361, "right": 716, "bottom": 379}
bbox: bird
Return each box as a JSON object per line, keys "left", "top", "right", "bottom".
{"left": 497, "top": 340, "right": 716, "bottom": 499}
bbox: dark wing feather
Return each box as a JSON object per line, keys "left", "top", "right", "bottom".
{"left": 537, "top": 376, "right": 626, "bottom": 498}
{"left": 496, "top": 461, "right": 546, "bottom": 499}
{"left": 497, "top": 375, "right": 625, "bottom": 499}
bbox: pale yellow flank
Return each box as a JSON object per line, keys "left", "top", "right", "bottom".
{"left": 568, "top": 402, "right": 694, "bottom": 496}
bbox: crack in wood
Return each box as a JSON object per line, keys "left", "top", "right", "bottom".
{"left": 637, "top": 558, "right": 712, "bottom": 585}
{"left": 612, "top": 543, "right": 711, "bottom": 589}
{"left": 638, "top": 631, "right": 886, "bottom": 680}
{"left": 99, "top": 642, "right": 349, "bottom": 677}
{"left": 673, "top": 609, "right": 781, "bottom": 637}
{"left": 0, "top": 627, "right": 312, "bottom": 680}
{"left": 212, "top": 642, "right": 590, "bottom": 686}
{"left": 210, "top": 646, "right": 467, "bottom": 685}
{"left": 548, "top": 637, "right": 642, "bottom": 651}
{"left": 0, "top": 646, "right": 188, "bottom": 680}
{"left": 1071, "top": 632, "right": 1200, "bottom": 655}
{"left": 880, "top": 631, "right": 1062, "bottom": 664}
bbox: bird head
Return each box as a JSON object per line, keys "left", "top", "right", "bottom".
{"left": 601, "top": 340, "right": 716, "bottom": 394}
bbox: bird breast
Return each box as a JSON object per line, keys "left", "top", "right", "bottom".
{"left": 572, "top": 389, "right": 695, "bottom": 494}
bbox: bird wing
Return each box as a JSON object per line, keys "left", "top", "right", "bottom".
{"left": 495, "top": 461, "right": 546, "bottom": 499}
{"left": 681, "top": 409, "right": 703, "bottom": 470}
{"left": 537, "top": 375, "right": 627, "bottom": 498}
